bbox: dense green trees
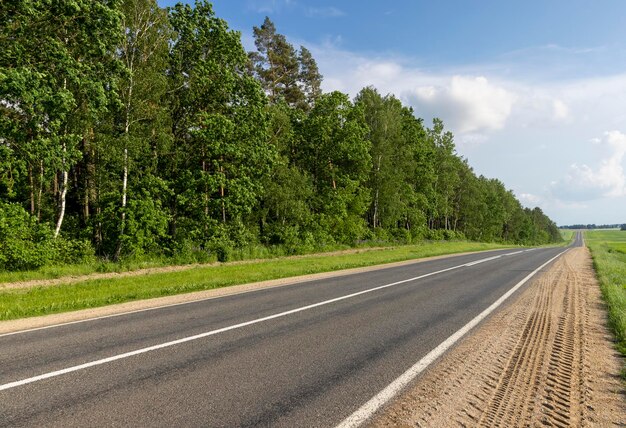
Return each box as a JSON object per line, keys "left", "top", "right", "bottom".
{"left": 0, "top": 1, "right": 561, "bottom": 270}
{"left": 166, "top": 1, "right": 273, "bottom": 259}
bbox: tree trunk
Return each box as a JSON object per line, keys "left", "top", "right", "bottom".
{"left": 37, "top": 161, "right": 43, "bottom": 220}
{"left": 28, "top": 163, "right": 35, "bottom": 215}
{"left": 220, "top": 168, "right": 226, "bottom": 223}
{"left": 82, "top": 131, "right": 96, "bottom": 223}
{"left": 54, "top": 143, "right": 68, "bottom": 238}
{"left": 114, "top": 146, "right": 128, "bottom": 260}
{"left": 202, "top": 158, "right": 208, "bottom": 217}
{"left": 373, "top": 188, "right": 379, "bottom": 228}
{"left": 372, "top": 154, "right": 382, "bottom": 228}
{"left": 54, "top": 76, "right": 69, "bottom": 239}
{"left": 115, "top": 74, "right": 133, "bottom": 260}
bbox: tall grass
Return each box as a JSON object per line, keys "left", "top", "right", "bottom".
{"left": 0, "top": 241, "right": 510, "bottom": 320}
{"left": 585, "top": 229, "right": 626, "bottom": 374}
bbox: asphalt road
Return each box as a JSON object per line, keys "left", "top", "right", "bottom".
{"left": 0, "top": 236, "right": 579, "bottom": 427}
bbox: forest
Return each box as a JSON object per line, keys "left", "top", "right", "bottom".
{"left": 0, "top": 0, "right": 561, "bottom": 271}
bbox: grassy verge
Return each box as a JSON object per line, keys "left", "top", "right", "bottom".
{"left": 559, "top": 228, "right": 575, "bottom": 242}
{"left": 0, "top": 242, "right": 383, "bottom": 284}
{"left": 585, "top": 229, "right": 626, "bottom": 374}
{"left": 0, "top": 241, "right": 510, "bottom": 321}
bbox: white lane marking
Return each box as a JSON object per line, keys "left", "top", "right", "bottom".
{"left": 0, "top": 251, "right": 529, "bottom": 391}
{"left": 0, "top": 249, "right": 521, "bottom": 339}
{"left": 462, "top": 248, "right": 528, "bottom": 267}
{"left": 464, "top": 255, "right": 501, "bottom": 266}
{"left": 335, "top": 248, "right": 569, "bottom": 428}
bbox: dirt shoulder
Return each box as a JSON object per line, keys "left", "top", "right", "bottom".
{"left": 369, "top": 247, "right": 625, "bottom": 427}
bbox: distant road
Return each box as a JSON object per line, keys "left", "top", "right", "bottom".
{"left": 0, "top": 236, "right": 578, "bottom": 427}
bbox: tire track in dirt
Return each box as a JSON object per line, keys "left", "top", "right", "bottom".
{"left": 369, "top": 248, "right": 624, "bottom": 428}
{"left": 476, "top": 267, "right": 559, "bottom": 427}
{"left": 540, "top": 253, "right": 585, "bottom": 427}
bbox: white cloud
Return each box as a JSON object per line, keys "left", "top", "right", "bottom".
{"left": 240, "top": 24, "right": 626, "bottom": 224}
{"left": 246, "top": 0, "right": 295, "bottom": 14}
{"left": 305, "top": 7, "right": 344, "bottom": 17}
{"left": 551, "top": 131, "right": 626, "bottom": 200}
{"left": 518, "top": 192, "right": 541, "bottom": 205}
{"left": 310, "top": 45, "right": 577, "bottom": 139}
{"left": 356, "top": 62, "right": 402, "bottom": 82}
{"left": 245, "top": 1, "right": 343, "bottom": 18}
{"left": 552, "top": 99, "right": 569, "bottom": 121}
{"left": 408, "top": 76, "right": 516, "bottom": 133}
{"left": 269, "top": 33, "right": 626, "bottom": 221}
{"left": 310, "top": 48, "right": 519, "bottom": 136}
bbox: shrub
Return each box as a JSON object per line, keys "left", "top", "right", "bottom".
{"left": 0, "top": 202, "right": 54, "bottom": 270}
{"left": 426, "top": 228, "right": 445, "bottom": 241}
{"left": 50, "top": 238, "right": 95, "bottom": 265}
{"left": 210, "top": 236, "right": 233, "bottom": 262}
{"left": 0, "top": 202, "right": 96, "bottom": 271}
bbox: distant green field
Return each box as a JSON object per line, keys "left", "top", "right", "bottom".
{"left": 587, "top": 229, "right": 626, "bottom": 243}
{"left": 585, "top": 229, "right": 626, "bottom": 375}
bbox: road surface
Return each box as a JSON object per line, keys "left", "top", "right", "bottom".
{"left": 0, "top": 238, "right": 577, "bottom": 427}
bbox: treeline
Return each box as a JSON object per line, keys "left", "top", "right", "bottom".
{"left": 561, "top": 224, "right": 625, "bottom": 230}
{"left": 0, "top": 0, "right": 560, "bottom": 270}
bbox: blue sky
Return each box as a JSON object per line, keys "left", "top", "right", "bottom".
{"left": 158, "top": 0, "right": 626, "bottom": 225}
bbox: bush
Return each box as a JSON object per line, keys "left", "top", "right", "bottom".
{"left": 443, "top": 229, "right": 466, "bottom": 241}
{"left": 426, "top": 228, "right": 445, "bottom": 240}
{"left": 209, "top": 237, "right": 233, "bottom": 262}
{"left": 0, "top": 202, "right": 55, "bottom": 270}
{"left": 0, "top": 202, "right": 96, "bottom": 271}
{"left": 50, "top": 238, "right": 95, "bottom": 265}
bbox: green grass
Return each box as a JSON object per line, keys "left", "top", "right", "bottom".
{"left": 559, "top": 228, "right": 575, "bottom": 242}
{"left": 0, "top": 241, "right": 511, "bottom": 320}
{"left": 0, "top": 242, "right": 383, "bottom": 284}
{"left": 585, "top": 229, "right": 626, "bottom": 374}
{"left": 0, "top": 263, "right": 125, "bottom": 284}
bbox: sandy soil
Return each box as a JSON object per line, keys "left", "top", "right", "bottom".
{"left": 369, "top": 247, "right": 625, "bottom": 427}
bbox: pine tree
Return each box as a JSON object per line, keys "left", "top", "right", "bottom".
{"left": 298, "top": 46, "right": 322, "bottom": 110}
{"left": 249, "top": 17, "right": 304, "bottom": 107}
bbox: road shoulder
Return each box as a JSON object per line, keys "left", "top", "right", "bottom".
{"left": 369, "top": 247, "right": 625, "bottom": 427}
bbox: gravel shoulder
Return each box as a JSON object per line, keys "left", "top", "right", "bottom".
{"left": 369, "top": 246, "right": 625, "bottom": 427}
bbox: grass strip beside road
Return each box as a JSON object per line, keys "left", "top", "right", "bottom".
{"left": 0, "top": 241, "right": 509, "bottom": 321}
{"left": 585, "top": 230, "right": 626, "bottom": 370}
{"left": 559, "top": 229, "right": 575, "bottom": 242}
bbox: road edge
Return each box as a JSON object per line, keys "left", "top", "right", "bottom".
{"left": 0, "top": 248, "right": 505, "bottom": 335}
{"left": 336, "top": 248, "right": 570, "bottom": 428}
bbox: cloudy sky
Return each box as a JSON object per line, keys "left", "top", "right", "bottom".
{"left": 159, "top": 0, "right": 626, "bottom": 225}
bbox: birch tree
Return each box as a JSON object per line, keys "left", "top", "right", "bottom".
{"left": 114, "top": 0, "right": 169, "bottom": 258}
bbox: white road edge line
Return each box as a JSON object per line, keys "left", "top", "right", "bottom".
{"left": 0, "top": 248, "right": 525, "bottom": 339}
{"left": 335, "top": 248, "right": 569, "bottom": 428}
{"left": 0, "top": 250, "right": 527, "bottom": 392}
